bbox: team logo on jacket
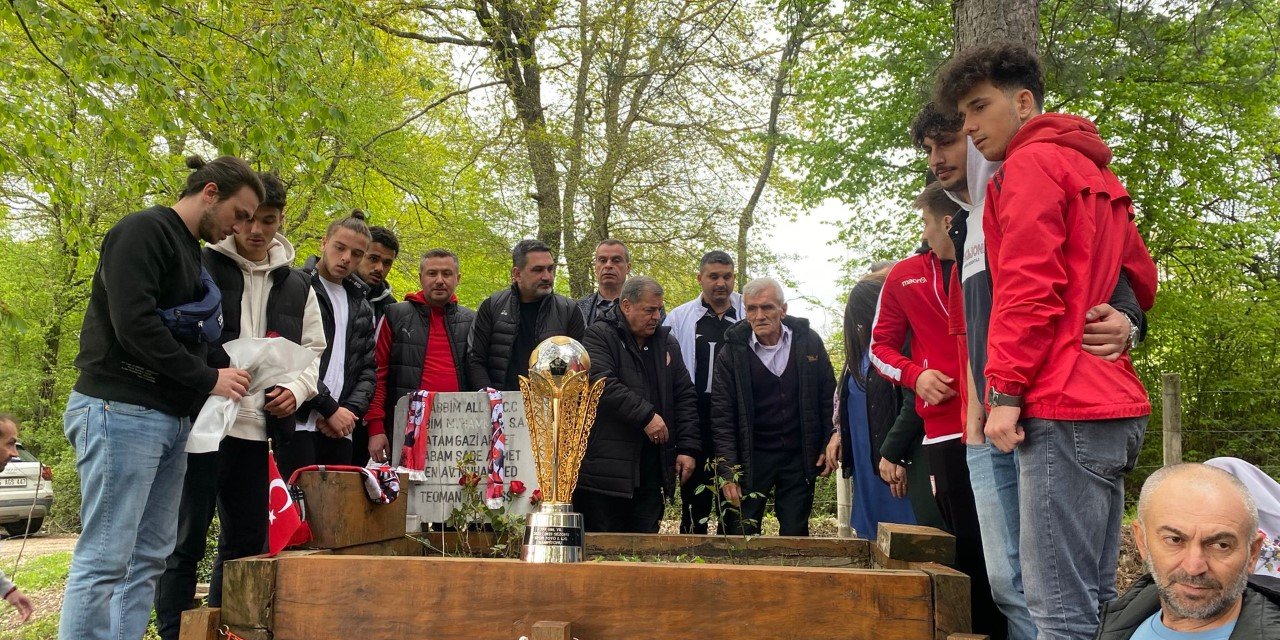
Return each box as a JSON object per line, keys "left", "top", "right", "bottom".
{"left": 901, "top": 277, "right": 927, "bottom": 287}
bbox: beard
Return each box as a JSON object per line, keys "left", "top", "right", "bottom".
{"left": 1147, "top": 555, "right": 1249, "bottom": 621}
{"left": 196, "top": 205, "right": 222, "bottom": 243}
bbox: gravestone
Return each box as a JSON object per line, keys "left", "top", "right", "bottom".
{"left": 390, "top": 391, "right": 540, "bottom": 525}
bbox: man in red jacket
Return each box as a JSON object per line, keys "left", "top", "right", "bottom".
{"left": 365, "top": 249, "right": 476, "bottom": 462}
{"left": 935, "top": 43, "right": 1158, "bottom": 639}
{"left": 871, "top": 181, "right": 1006, "bottom": 639}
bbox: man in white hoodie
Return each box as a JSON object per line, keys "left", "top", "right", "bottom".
{"left": 153, "top": 173, "right": 326, "bottom": 640}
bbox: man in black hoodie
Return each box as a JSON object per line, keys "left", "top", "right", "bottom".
{"left": 61, "top": 156, "right": 260, "bottom": 640}
{"left": 710, "top": 277, "right": 837, "bottom": 536}
{"left": 575, "top": 276, "right": 699, "bottom": 532}
{"left": 357, "top": 224, "right": 399, "bottom": 323}
{"left": 467, "top": 239, "right": 585, "bottom": 391}
{"left": 1096, "top": 463, "right": 1280, "bottom": 639}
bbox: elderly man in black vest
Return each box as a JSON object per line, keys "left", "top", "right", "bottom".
{"left": 154, "top": 173, "right": 326, "bottom": 640}
{"left": 364, "top": 248, "right": 475, "bottom": 463}
{"left": 467, "top": 239, "right": 585, "bottom": 391}
{"left": 574, "top": 276, "right": 700, "bottom": 532}
{"left": 710, "top": 277, "right": 837, "bottom": 537}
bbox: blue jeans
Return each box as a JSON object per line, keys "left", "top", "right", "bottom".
{"left": 1017, "top": 417, "right": 1146, "bottom": 640}
{"left": 60, "top": 391, "right": 192, "bottom": 640}
{"left": 967, "top": 441, "right": 1037, "bottom": 640}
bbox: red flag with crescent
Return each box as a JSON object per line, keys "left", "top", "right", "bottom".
{"left": 268, "top": 450, "right": 311, "bottom": 556}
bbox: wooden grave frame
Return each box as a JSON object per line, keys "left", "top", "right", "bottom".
{"left": 182, "top": 470, "right": 985, "bottom": 640}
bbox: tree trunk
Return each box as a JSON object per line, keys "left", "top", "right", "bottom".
{"left": 952, "top": 0, "right": 1040, "bottom": 51}
{"left": 738, "top": 2, "right": 818, "bottom": 288}
{"left": 474, "top": 0, "right": 564, "bottom": 255}
{"left": 561, "top": 0, "right": 598, "bottom": 298}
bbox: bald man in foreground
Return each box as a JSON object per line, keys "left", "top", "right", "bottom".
{"left": 1096, "top": 463, "right": 1280, "bottom": 639}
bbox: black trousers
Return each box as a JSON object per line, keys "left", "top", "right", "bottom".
{"left": 679, "top": 453, "right": 715, "bottom": 534}
{"left": 925, "top": 438, "right": 1008, "bottom": 640}
{"left": 350, "top": 421, "right": 371, "bottom": 468}
{"left": 721, "top": 448, "right": 814, "bottom": 537}
{"left": 572, "top": 486, "right": 664, "bottom": 533}
{"left": 275, "top": 430, "right": 354, "bottom": 481}
{"left": 154, "top": 437, "right": 269, "bottom": 640}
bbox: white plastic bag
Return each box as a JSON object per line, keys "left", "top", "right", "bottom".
{"left": 187, "top": 337, "right": 319, "bottom": 453}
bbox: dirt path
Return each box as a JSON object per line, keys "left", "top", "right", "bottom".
{"left": 0, "top": 533, "right": 77, "bottom": 559}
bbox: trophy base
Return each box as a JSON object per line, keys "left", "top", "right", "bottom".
{"left": 522, "top": 502, "right": 585, "bottom": 563}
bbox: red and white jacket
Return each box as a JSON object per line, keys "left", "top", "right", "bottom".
{"left": 983, "top": 113, "right": 1156, "bottom": 420}
{"left": 870, "top": 251, "right": 964, "bottom": 442}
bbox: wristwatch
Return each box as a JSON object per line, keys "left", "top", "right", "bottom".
{"left": 1125, "top": 318, "right": 1141, "bottom": 352}
{"left": 988, "top": 387, "right": 1024, "bottom": 408}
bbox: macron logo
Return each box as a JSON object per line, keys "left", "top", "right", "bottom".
{"left": 901, "top": 277, "right": 927, "bottom": 287}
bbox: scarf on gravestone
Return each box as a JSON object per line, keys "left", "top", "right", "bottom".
{"left": 399, "top": 390, "right": 436, "bottom": 481}
{"left": 481, "top": 388, "right": 508, "bottom": 508}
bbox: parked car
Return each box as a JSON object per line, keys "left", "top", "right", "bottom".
{"left": 0, "top": 443, "right": 54, "bottom": 537}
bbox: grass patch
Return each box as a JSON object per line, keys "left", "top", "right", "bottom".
{"left": 0, "top": 552, "right": 72, "bottom": 592}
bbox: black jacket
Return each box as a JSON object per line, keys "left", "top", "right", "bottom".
{"left": 466, "top": 285, "right": 586, "bottom": 390}
{"left": 203, "top": 247, "right": 312, "bottom": 443}
{"left": 363, "top": 280, "right": 396, "bottom": 324}
{"left": 578, "top": 307, "right": 700, "bottom": 500}
{"left": 709, "top": 316, "right": 836, "bottom": 491}
{"left": 378, "top": 294, "right": 475, "bottom": 423}
{"left": 1095, "top": 573, "right": 1280, "bottom": 639}
{"left": 836, "top": 367, "right": 911, "bottom": 480}
{"left": 73, "top": 206, "right": 217, "bottom": 416}
{"left": 294, "top": 256, "right": 377, "bottom": 419}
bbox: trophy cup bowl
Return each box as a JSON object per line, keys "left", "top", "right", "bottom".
{"left": 519, "top": 336, "right": 605, "bottom": 563}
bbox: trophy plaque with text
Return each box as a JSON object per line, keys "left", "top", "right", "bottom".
{"left": 518, "top": 336, "right": 605, "bottom": 562}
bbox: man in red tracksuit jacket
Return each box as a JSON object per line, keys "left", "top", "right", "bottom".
{"left": 936, "top": 43, "right": 1158, "bottom": 640}
{"left": 871, "top": 181, "right": 1007, "bottom": 639}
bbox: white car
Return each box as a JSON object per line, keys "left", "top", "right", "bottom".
{"left": 0, "top": 444, "right": 54, "bottom": 537}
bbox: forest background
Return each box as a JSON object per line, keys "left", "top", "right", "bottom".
{"left": 1, "top": 0, "right": 1278, "bottom": 531}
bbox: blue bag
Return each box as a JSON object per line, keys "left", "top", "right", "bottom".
{"left": 157, "top": 267, "right": 223, "bottom": 343}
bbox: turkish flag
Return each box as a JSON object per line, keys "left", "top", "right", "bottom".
{"left": 267, "top": 451, "right": 311, "bottom": 556}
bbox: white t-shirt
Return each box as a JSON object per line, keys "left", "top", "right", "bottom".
{"left": 299, "top": 277, "right": 350, "bottom": 438}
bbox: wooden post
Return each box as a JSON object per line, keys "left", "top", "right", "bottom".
{"left": 179, "top": 607, "right": 220, "bottom": 640}
{"left": 836, "top": 471, "right": 853, "bottom": 538}
{"left": 531, "top": 621, "right": 573, "bottom": 640}
{"left": 1162, "top": 373, "right": 1182, "bottom": 467}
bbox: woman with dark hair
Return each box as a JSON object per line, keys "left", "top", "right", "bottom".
{"left": 826, "top": 273, "right": 942, "bottom": 537}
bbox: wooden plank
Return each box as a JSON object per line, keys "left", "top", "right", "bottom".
{"left": 270, "top": 556, "right": 933, "bottom": 639}
{"left": 220, "top": 550, "right": 328, "bottom": 634}
{"left": 919, "top": 562, "right": 972, "bottom": 640}
{"left": 178, "top": 607, "right": 219, "bottom": 640}
{"left": 947, "top": 635, "right": 990, "bottom": 640}
{"left": 877, "top": 523, "right": 955, "bottom": 565}
{"left": 585, "top": 533, "right": 871, "bottom": 567}
{"left": 531, "top": 621, "right": 572, "bottom": 640}
{"left": 870, "top": 540, "right": 915, "bottom": 570}
{"left": 294, "top": 470, "right": 408, "bottom": 549}
{"left": 329, "top": 535, "right": 427, "bottom": 557}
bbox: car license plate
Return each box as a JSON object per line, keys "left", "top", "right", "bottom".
{"left": 0, "top": 478, "right": 25, "bottom": 487}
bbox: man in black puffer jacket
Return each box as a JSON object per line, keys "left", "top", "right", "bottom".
{"left": 467, "top": 239, "right": 585, "bottom": 391}
{"left": 711, "top": 277, "right": 836, "bottom": 537}
{"left": 278, "top": 212, "right": 377, "bottom": 478}
{"left": 364, "top": 248, "right": 475, "bottom": 464}
{"left": 575, "top": 277, "right": 699, "bottom": 533}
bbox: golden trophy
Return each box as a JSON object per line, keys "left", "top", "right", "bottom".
{"left": 518, "top": 336, "right": 605, "bottom": 562}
